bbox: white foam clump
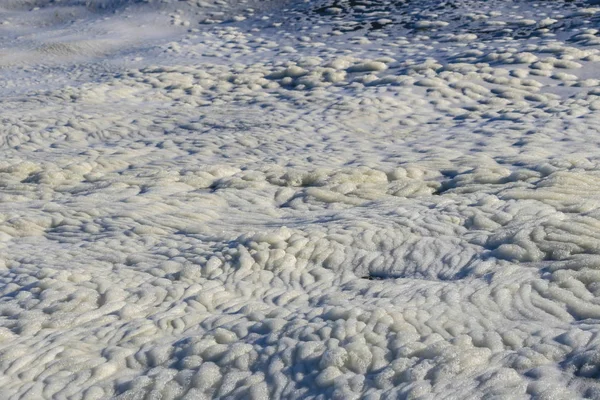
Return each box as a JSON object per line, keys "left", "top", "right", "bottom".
{"left": 2, "top": 0, "right": 600, "bottom": 399}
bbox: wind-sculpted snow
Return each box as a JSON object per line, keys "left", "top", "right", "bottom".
{"left": 2, "top": 0, "right": 600, "bottom": 399}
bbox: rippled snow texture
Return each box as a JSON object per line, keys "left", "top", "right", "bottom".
{"left": 2, "top": 0, "right": 600, "bottom": 399}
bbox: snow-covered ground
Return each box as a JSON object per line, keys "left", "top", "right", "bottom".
{"left": 1, "top": 0, "right": 600, "bottom": 398}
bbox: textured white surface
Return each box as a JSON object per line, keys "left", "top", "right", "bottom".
{"left": 2, "top": 0, "right": 600, "bottom": 398}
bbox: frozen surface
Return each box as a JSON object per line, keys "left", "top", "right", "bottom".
{"left": 2, "top": 0, "right": 600, "bottom": 398}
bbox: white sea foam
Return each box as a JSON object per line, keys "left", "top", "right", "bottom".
{"left": 1, "top": 0, "right": 600, "bottom": 398}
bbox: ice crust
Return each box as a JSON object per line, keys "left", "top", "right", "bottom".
{"left": 2, "top": 0, "right": 600, "bottom": 399}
